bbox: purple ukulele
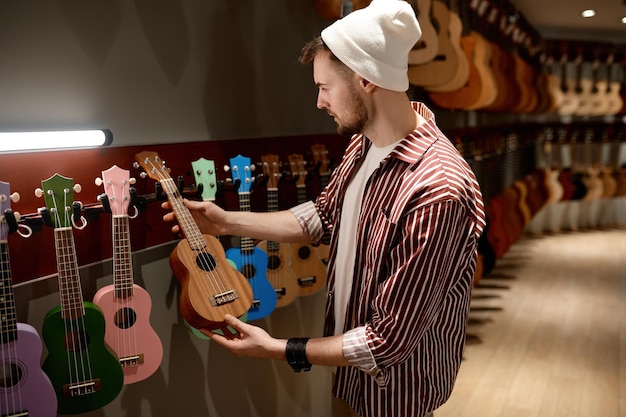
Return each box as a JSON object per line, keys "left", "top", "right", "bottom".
{"left": 0, "top": 181, "right": 57, "bottom": 417}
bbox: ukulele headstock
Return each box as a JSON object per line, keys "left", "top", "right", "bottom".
{"left": 260, "top": 154, "right": 281, "bottom": 190}
{"left": 191, "top": 158, "right": 219, "bottom": 201}
{"left": 134, "top": 151, "right": 172, "bottom": 183}
{"left": 35, "top": 174, "right": 82, "bottom": 229}
{"left": 96, "top": 165, "right": 135, "bottom": 217}
{"left": 227, "top": 155, "right": 254, "bottom": 193}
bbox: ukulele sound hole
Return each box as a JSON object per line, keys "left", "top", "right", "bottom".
{"left": 196, "top": 252, "right": 217, "bottom": 272}
{"left": 0, "top": 363, "right": 22, "bottom": 388}
{"left": 242, "top": 264, "right": 256, "bottom": 279}
{"left": 114, "top": 307, "right": 137, "bottom": 330}
{"left": 267, "top": 255, "right": 281, "bottom": 270}
{"left": 64, "top": 330, "right": 89, "bottom": 352}
{"left": 298, "top": 246, "right": 311, "bottom": 260}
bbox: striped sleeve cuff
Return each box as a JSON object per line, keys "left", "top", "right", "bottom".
{"left": 342, "top": 326, "right": 378, "bottom": 376}
{"left": 289, "top": 201, "right": 324, "bottom": 243}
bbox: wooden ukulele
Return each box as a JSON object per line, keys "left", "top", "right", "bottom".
{"left": 134, "top": 151, "right": 253, "bottom": 331}
{"left": 256, "top": 154, "right": 299, "bottom": 308}
{"left": 225, "top": 154, "right": 277, "bottom": 321}
{"left": 0, "top": 181, "right": 57, "bottom": 417}
{"left": 92, "top": 165, "right": 163, "bottom": 384}
{"left": 287, "top": 153, "right": 327, "bottom": 296}
{"left": 38, "top": 174, "right": 124, "bottom": 414}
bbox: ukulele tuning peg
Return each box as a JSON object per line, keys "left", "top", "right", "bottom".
{"left": 73, "top": 184, "right": 82, "bottom": 193}
{"left": 95, "top": 177, "right": 103, "bottom": 186}
{"left": 10, "top": 192, "right": 20, "bottom": 203}
{"left": 129, "top": 177, "right": 136, "bottom": 185}
{"left": 34, "top": 188, "right": 44, "bottom": 198}
{"left": 223, "top": 165, "right": 231, "bottom": 172}
{"left": 139, "top": 172, "right": 147, "bottom": 179}
{"left": 133, "top": 161, "right": 140, "bottom": 169}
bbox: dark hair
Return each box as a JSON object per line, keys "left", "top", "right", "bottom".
{"left": 298, "top": 35, "right": 354, "bottom": 81}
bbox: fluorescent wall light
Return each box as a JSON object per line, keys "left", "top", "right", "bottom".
{"left": 0, "top": 129, "right": 112, "bottom": 153}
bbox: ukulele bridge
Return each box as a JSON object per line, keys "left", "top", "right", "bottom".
{"left": 63, "top": 378, "right": 101, "bottom": 397}
{"left": 119, "top": 354, "right": 144, "bottom": 367}
{"left": 209, "top": 290, "right": 239, "bottom": 306}
{"left": 297, "top": 276, "right": 317, "bottom": 287}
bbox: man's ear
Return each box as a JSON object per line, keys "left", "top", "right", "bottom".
{"left": 358, "top": 77, "right": 376, "bottom": 92}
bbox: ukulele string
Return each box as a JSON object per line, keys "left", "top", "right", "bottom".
{"left": 64, "top": 188, "right": 96, "bottom": 386}
{"left": 144, "top": 161, "right": 231, "bottom": 298}
{"left": 0, "top": 243, "right": 22, "bottom": 414}
{"left": 52, "top": 191, "right": 92, "bottom": 388}
{"left": 111, "top": 179, "right": 138, "bottom": 364}
{"left": 233, "top": 165, "right": 257, "bottom": 307}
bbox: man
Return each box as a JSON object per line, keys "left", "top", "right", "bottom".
{"left": 162, "top": 1, "right": 485, "bottom": 416}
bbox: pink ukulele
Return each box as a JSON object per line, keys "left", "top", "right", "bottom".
{"left": 93, "top": 165, "right": 163, "bottom": 384}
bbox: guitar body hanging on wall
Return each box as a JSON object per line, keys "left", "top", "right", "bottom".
{"left": 0, "top": 181, "right": 57, "bottom": 417}
{"left": 226, "top": 155, "right": 277, "bottom": 321}
{"left": 38, "top": 174, "right": 124, "bottom": 415}
{"left": 92, "top": 165, "right": 164, "bottom": 384}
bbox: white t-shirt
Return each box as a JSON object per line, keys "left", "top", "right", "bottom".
{"left": 334, "top": 140, "right": 399, "bottom": 335}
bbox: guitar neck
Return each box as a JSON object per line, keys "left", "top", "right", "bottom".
{"left": 160, "top": 178, "right": 206, "bottom": 251}
{"left": 0, "top": 242, "right": 18, "bottom": 343}
{"left": 54, "top": 227, "right": 85, "bottom": 320}
{"left": 112, "top": 215, "right": 134, "bottom": 298}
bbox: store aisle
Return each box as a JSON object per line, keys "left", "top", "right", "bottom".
{"left": 436, "top": 228, "right": 626, "bottom": 417}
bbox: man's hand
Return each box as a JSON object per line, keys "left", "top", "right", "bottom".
{"left": 203, "top": 314, "right": 286, "bottom": 360}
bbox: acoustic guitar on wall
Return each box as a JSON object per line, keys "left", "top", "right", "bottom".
{"left": 38, "top": 174, "right": 124, "bottom": 415}
{"left": 0, "top": 181, "right": 57, "bottom": 417}
{"left": 134, "top": 151, "right": 253, "bottom": 332}
{"left": 92, "top": 165, "right": 164, "bottom": 385}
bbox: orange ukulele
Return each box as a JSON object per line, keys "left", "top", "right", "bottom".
{"left": 256, "top": 154, "right": 299, "bottom": 308}
{"left": 288, "top": 153, "right": 327, "bottom": 296}
{"left": 134, "top": 151, "right": 253, "bottom": 332}
{"left": 93, "top": 165, "right": 163, "bottom": 384}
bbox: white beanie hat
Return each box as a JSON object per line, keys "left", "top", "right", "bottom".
{"left": 321, "top": 0, "right": 421, "bottom": 92}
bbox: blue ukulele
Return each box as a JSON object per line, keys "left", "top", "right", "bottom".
{"left": 226, "top": 155, "right": 277, "bottom": 321}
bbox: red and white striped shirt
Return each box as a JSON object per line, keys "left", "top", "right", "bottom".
{"left": 291, "top": 102, "right": 485, "bottom": 417}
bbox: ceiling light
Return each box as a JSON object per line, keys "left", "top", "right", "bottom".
{"left": 581, "top": 9, "right": 596, "bottom": 18}
{"left": 0, "top": 129, "right": 112, "bottom": 153}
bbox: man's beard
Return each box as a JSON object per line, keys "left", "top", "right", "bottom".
{"left": 335, "top": 87, "right": 367, "bottom": 136}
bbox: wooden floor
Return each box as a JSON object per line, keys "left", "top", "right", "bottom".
{"left": 435, "top": 227, "right": 626, "bottom": 417}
